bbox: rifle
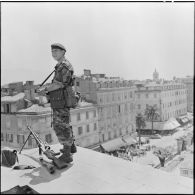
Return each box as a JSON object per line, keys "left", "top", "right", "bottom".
{"left": 35, "top": 70, "right": 55, "bottom": 93}
{"left": 19, "top": 126, "right": 68, "bottom": 171}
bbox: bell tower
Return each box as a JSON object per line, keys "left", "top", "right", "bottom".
{"left": 153, "top": 68, "right": 159, "bottom": 81}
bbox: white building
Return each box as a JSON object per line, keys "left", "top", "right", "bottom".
{"left": 1, "top": 98, "right": 99, "bottom": 149}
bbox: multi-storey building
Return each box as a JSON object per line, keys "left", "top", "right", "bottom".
{"left": 70, "top": 102, "right": 99, "bottom": 147}
{"left": 96, "top": 85, "right": 137, "bottom": 143}
{"left": 1, "top": 93, "right": 26, "bottom": 113}
{"left": 74, "top": 70, "right": 137, "bottom": 147}
{"left": 174, "top": 76, "right": 194, "bottom": 113}
{"left": 1, "top": 94, "right": 99, "bottom": 149}
{"left": 1, "top": 104, "right": 55, "bottom": 149}
{"left": 135, "top": 81, "right": 187, "bottom": 121}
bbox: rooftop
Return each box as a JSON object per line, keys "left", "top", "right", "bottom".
{"left": 1, "top": 143, "right": 193, "bottom": 194}
{"left": 18, "top": 104, "right": 51, "bottom": 114}
{"left": 77, "top": 101, "right": 93, "bottom": 107}
{"left": 1, "top": 92, "right": 25, "bottom": 102}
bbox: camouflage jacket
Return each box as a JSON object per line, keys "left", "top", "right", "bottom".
{"left": 47, "top": 58, "right": 74, "bottom": 92}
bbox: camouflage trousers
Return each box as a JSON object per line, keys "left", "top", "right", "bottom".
{"left": 52, "top": 108, "right": 73, "bottom": 147}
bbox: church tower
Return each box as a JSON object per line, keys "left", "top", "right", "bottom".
{"left": 153, "top": 68, "right": 159, "bottom": 81}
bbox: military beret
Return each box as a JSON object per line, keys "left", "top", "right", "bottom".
{"left": 51, "top": 43, "right": 66, "bottom": 52}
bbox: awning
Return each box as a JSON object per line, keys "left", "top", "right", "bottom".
{"left": 181, "top": 117, "right": 189, "bottom": 123}
{"left": 177, "top": 116, "right": 189, "bottom": 124}
{"left": 122, "top": 135, "right": 137, "bottom": 145}
{"left": 162, "top": 118, "right": 180, "bottom": 130}
{"left": 143, "top": 118, "right": 180, "bottom": 131}
{"left": 100, "top": 137, "right": 126, "bottom": 152}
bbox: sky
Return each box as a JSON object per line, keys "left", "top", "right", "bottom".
{"left": 1, "top": 2, "right": 194, "bottom": 85}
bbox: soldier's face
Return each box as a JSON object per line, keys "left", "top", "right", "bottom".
{"left": 51, "top": 49, "right": 65, "bottom": 61}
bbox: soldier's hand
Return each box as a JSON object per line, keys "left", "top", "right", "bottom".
{"left": 37, "top": 88, "right": 48, "bottom": 96}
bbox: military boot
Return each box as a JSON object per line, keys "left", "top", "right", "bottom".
{"left": 58, "top": 145, "right": 73, "bottom": 164}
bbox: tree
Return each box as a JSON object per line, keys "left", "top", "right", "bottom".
{"left": 136, "top": 113, "right": 146, "bottom": 145}
{"left": 144, "top": 105, "right": 160, "bottom": 135}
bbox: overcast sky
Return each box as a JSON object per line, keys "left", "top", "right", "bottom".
{"left": 1, "top": 2, "right": 194, "bottom": 85}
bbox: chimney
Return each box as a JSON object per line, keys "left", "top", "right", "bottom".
{"left": 24, "top": 89, "right": 35, "bottom": 101}
{"left": 25, "top": 81, "right": 34, "bottom": 90}
{"left": 84, "top": 69, "right": 91, "bottom": 76}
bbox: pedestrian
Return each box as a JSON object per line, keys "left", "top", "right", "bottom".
{"left": 39, "top": 43, "right": 80, "bottom": 166}
{"left": 159, "top": 155, "right": 165, "bottom": 167}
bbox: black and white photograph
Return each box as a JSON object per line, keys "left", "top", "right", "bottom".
{"left": 1, "top": 1, "right": 194, "bottom": 194}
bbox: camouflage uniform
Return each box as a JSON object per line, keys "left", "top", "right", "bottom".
{"left": 51, "top": 58, "right": 74, "bottom": 147}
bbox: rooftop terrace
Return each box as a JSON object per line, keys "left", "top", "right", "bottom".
{"left": 1, "top": 143, "right": 193, "bottom": 194}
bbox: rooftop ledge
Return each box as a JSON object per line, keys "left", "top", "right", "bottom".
{"left": 1, "top": 143, "right": 193, "bottom": 194}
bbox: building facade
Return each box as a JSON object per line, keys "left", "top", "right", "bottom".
{"left": 135, "top": 81, "right": 187, "bottom": 122}
{"left": 1, "top": 100, "right": 99, "bottom": 149}
{"left": 74, "top": 70, "right": 137, "bottom": 146}
{"left": 96, "top": 86, "right": 137, "bottom": 143}
{"left": 1, "top": 106, "right": 55, "bottom": 149}
{"left": 70, "top": 102, "right": 99, "bottom": 148}
{"left": 174, "top": 76, "right": 194, "bottom": 113}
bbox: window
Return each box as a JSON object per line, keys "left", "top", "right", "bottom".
{"left": 77, "top": 113, "right": 81, "bottom": 121}
{"left": 124, "top": 92, "right": 127, "bottom": 99}
{"left": 94, "top": 123, "right": 97, "bottom": 131}
{"left": 28, "top": 136, "right": 32, "bottom": 146}
{"left": 107, "top": 94, "right": 109, "bottom": 102}
{"left": 86, "top": 111, "right": 89, "bottom": 119}
{"left": 4, "top": 103, "right": 11, "bottom": 113}
{"left": 137, "top": 104, "right": 141, "bottom": 109}
{"left": 9, "top": 134, "right": 13, "bottom": 142}
{"left": 114, "top": 130, "right": 117, "bottom": 138}
{"left": 17, "top": 134, "right": 25, "bottom": 144}
{"left": 137, "top": 94, "right": 140, "bottom": 99}
{"left": 112, "top": 93, "right": 115, "bottom": 101}
{"left": 86, "top": 125, "right": 90, "bottom": 132}
{"left": 125, "top": 104, "right": 128, "bottom": 112}
{"left": 146, "top": 94, "right": 149, "bottom": 98}
{"left": 154, "top": 93, "right": 157, "bottom": 98}
{"left": 118, "top": 94, "right": 120, "bottom": 101}
{"left": 45, "top": 134, "right": 52, "bottom": 143}
{"left": 6, "top": 133, "right": 13, "bottom": 142}
{"left": 76, "top": 82, "right": 79, "bottom": 86}
{"left": 130, "top": 103, "right": 134, "bottom": 111}
{"left": 102, "top": 134, "right": 105, "bottom": 142}
{"left": 130, "top": 92, "right": 133, "bottom": 98}
{"left": 118, "top": 105, "right": 121, "bottom": 113}
{"left": 1, "top": 133, "right": 4, "bottom": 141}
{"left": 78, "top": 127, "right": 83, "bottom": 135}
{"left": 93, "top": 110, "right": 96, "bottom": 117}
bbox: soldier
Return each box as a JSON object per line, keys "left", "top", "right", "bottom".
{"left": 42, "top": 43, "right": 79, "bottom": 164}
